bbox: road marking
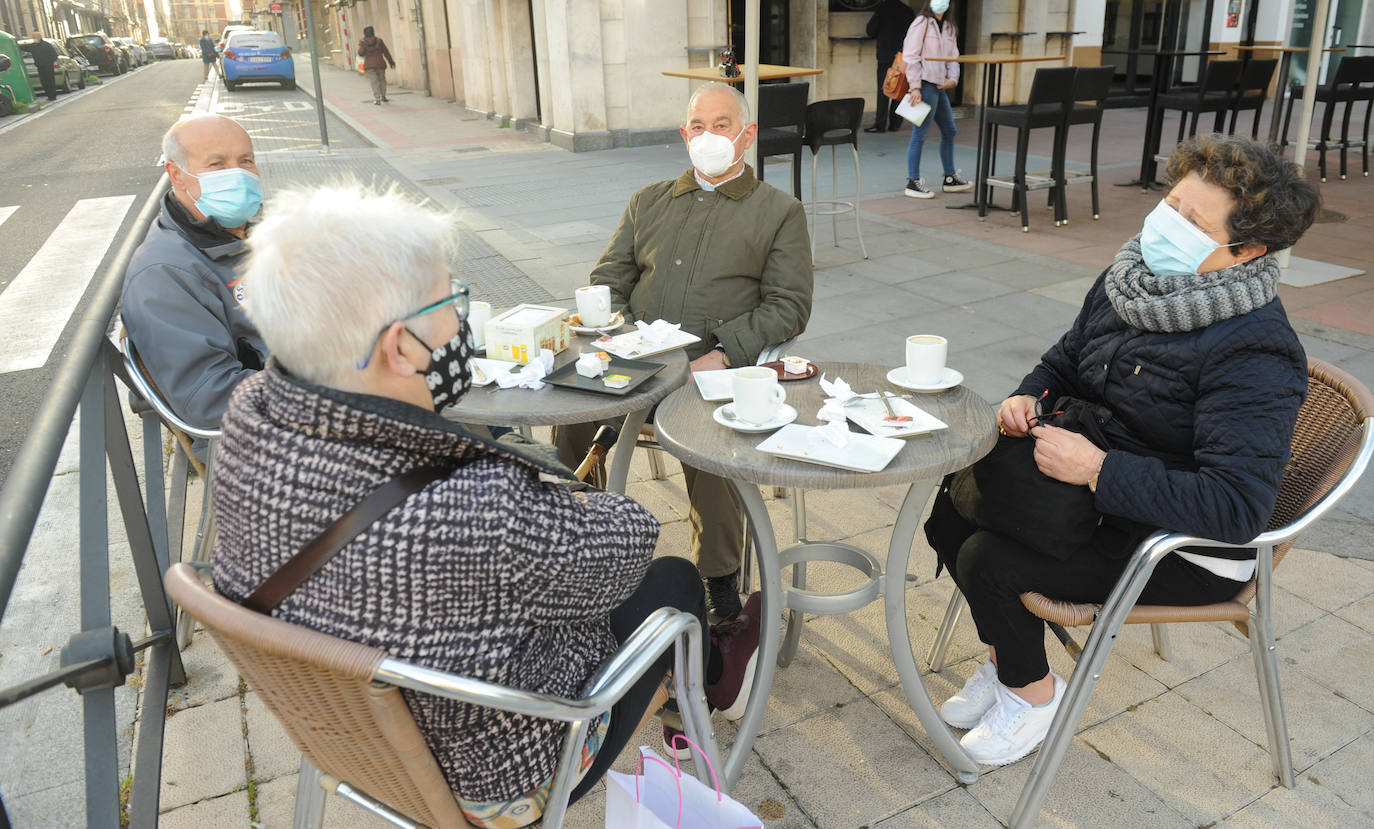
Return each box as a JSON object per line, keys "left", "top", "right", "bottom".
{"left": 0, "top": 196, "right": 137, "bottom": 374}
{"left": 0, "top": 206, "right": 17, "bottom": 229}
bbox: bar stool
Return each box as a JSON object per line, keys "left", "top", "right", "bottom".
{"left": 802, "top": 97, "right": 868, "bottom": 260}
{"left": 1059, "top": 65, "right": 1115, "bottom": 223}
{"left": 1155, "top": 59, "right": 1243, "bottom": 143}
{"left": 1284, "top": 56, "right": 1374, "bottom": 181}
{"left": 756, "top": 82, "right": 809, "bottom": 198}
{"left": 1228, "top": 58, "right": 1278, "bottom": 139}
{"left": 981, "top": 66, "right": 1077, "bottom": 232}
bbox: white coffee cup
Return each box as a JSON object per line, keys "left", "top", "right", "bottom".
{"left": 732, "top": 366, "right": 786, "bottom": 424}
{"left": 467, "top": 301, "right": 492, "bottom": 348}
{"left": 575, "top": 285, "right": 612, "bottom": 327}
{"left": 905, "top": 334, "right": 948, "bottom": 385}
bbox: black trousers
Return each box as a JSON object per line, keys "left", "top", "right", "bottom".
{"left": 873, "top": 57, "right": 901, "bottom": 130}
{"left": 36, "top": 64, "right": 57, "bottom": 100}
{"left": 568, "top": 556, "right": 710, "bottom": 803}
{"left": 938, "top": 520, "right": 1245, "bottom": 688}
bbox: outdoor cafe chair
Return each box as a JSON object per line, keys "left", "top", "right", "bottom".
{"left": 120, "top": 332, "right": 220, "bottom": 649}
{"left": 755, "top": 82, "right": 810, "bottom": 199}
{"left": 926, "top": 357, "right": 1374, "bottom": 826}
{"left": 1281, "top": 55, "right": 1374, "bottom": 182}
{"left": 164, "top": 562, "right": 722, "bottom": 829}
{"left": 1059, "top": 65, "right": 1115, "bottom": 223}
{"left": 1227, "top": 57, "right": 1278, "bottom": 139}
{"left": 980, "top": 66, "right": 1078, "bottom": 232}
{"left": 802, "top": 97, "right": 868, "bottom": 260}
{"left": 1155, "top": 59, "right": 1243, "bottom": 144}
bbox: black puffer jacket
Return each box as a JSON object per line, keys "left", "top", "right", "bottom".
{"left": 1014, "top": 269, "right": 1307, "bottom": 549}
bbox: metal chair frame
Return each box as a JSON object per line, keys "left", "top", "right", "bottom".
{"left": 165, "top": 563, "right": 722, "bottom": 829}
{"left": 802, "top": 97, "right": 868, "bottom": 260}
{"left": 924, "top": 359, "right": 1374, "bottom": 828}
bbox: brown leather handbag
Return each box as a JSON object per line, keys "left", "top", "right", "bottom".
{"left": 882, "top": 52, "right": 909, "bottom": 100}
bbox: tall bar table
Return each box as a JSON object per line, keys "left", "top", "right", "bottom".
{"left": 1110, "top": 48, "right": 1224, "bottom": 189}
{"left": 661, "top": 63, "right": 825, "bottom": 83}
{"left": 944, "top": 53, "right": 1067, "bottom": 212}
{"left": 1234, "top": 45, "right": 1346, "bottom": 143}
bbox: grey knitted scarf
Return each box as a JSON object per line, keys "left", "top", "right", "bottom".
{"left": 1104, "top": 235, "right": 1279, "bottom": 333}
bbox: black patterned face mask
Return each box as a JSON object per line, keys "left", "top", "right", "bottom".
{"left": 410, "top": 323, "right": 473, "bottom": 411}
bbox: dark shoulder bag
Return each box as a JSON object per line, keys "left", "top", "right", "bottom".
{"left": 241, "top": 466, "right": 449, "bottom": 614}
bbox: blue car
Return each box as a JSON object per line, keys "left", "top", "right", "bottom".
{"left": 222, "top": 31, "right": 294, "bottom": 91}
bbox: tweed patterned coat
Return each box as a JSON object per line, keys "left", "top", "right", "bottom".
{"left": 211, "top": 365, "right": 658, "bottom": 802}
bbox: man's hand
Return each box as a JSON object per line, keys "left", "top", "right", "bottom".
{"left": 907, "top": 88, "right": 923, "bottom": 105}
{"left": 1030, "top": 424, "right": 1107, "bottom": 486}
{"left": 689, "top": 350, "right": 729, "bottom": 374}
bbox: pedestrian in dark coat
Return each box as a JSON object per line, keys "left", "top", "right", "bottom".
{"left": 865, "top": 0, "right": 915, "bottom": 132}
{"left": 198, "top": 29, "right": 216, "bottom": 81}
{"left": 358, "top": 26, "right": 395, "bottom": 104}
{"left": 928, "top": 135, "right": 1321, "bottom": 768}
{"left": 26, "top": 34, "right": 59, "bottom": 101}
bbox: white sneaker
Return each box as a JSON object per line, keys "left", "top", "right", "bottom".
{"left": 960, "top": 674, "right": 1065, "bottom": 766}
{"left": 904, "top": 177, "right": 935, "bottom": 199}
{"left": 940, "top": 659, "right": 999, "bottom": 728}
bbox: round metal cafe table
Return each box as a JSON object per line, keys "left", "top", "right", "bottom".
{"left": 652, "top": 361, "right": 997, "bottom": 787}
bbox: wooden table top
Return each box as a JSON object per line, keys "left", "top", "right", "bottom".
{"left": 1234, "top": 45, "right": 1346, "bottom": 53}
{"left": 653, "top": 361, "right": 996, "bottom": 490}
{"left": 444, "top": 329, "right": 689, "bottom": 427}
{"left": 661, "top": 64, "right": 825, "bottom": 82}
{"left": 950, "top": 53, "right": 1066, "bottom": 64}
{"left": 1101, "top": 49, "right": 1226, "bottom": 57}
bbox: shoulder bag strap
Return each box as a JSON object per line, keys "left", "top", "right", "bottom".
{"left": 242, "top": 465, "right": 450, "bottom": 614}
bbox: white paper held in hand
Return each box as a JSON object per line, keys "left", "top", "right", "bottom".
{"left": 895, "top": 96, "right": 931, "bottom": 127}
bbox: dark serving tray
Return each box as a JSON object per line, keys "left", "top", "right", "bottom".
{"left": 545, "top": 354, "right": 666, "bottom": 396}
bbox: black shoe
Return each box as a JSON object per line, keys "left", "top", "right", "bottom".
{"left": 705, "top": 571, "right": 742, "bottom": 621}
{"left": 864, "top": 125, "right": 887, "bottom": 133}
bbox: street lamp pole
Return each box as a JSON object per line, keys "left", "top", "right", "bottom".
{"left": 300, "top": 0, "right": 330, "bottom": 153}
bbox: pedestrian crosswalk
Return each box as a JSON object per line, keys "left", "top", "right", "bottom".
{"left": 0, "top": 196, "right": 136, "bottom": 374}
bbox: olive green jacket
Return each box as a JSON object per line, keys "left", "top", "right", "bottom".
{"left": 590, "top": 165, "right": 813, "bottom": 366}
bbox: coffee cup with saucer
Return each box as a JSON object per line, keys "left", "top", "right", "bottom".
{"left": 886, "top": 365, "right": 964, "bottom": 393}
{"left": 713, "top": 402, "right": 798, "bottom": 433}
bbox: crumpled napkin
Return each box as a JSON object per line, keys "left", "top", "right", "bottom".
{"left": 496, "top": 349, "right": 555, "bottom": 389}
{"left": 634, "top": 318, "right": 682, "bottom": 346}
{"left": 813, "top": 374, "right": 855, "bottom": 447}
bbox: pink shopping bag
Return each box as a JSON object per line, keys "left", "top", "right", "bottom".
{"left": 604, "top": 736, "right": 763, "bottom": 829}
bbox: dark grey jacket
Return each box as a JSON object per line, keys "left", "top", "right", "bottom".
{"left": 121, "top": 192, "right": 265, "bottom": 454}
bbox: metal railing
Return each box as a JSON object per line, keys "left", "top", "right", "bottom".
{"left": 0, "top": 175, "right": 186, "bottom": 828}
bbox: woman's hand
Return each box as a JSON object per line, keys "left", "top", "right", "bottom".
{"left": 908, "top": 88, "right": 922, "bottom": 105}
{"left": 1031, "top": 424, "right": 1107, "bottom": 486}
{"left": 938, "top": 79, "right": 957, "bottom": 90}
{"left": 997, "top": 394, "right": 1037, "bottom": 437}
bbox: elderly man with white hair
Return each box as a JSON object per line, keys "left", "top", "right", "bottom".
{"left": 121, "top": 113, "right": 266, "bottom": 461}
{"left": 209, "top": 183, "right": 760, "bottom": 828}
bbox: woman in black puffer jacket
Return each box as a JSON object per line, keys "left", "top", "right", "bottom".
{"left": 933, "top": 135, "right": 1320, "bottom": 768}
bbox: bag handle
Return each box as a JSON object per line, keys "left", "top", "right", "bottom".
{"left": 634, "top": 751, "right": 684, "bottom": 829}
{"left": 664, "top": 733, "right": 721, "bottom": 802}
{"left": 242, "top": 466, "right": 449, "bottom": 614}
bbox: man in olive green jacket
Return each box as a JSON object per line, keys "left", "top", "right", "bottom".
{"left": 557, "top": 83, "right": 813, "bottom": 620}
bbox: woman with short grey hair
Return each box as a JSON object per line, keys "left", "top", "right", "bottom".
{"left": 210, "top": 183, "right": 759, "bottom": 827}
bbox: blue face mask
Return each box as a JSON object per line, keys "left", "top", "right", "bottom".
{"left": 1139, "top": 200, "right": 1238, "bottom": 276}
{"left": 930, "top": 0, "right": 950, "bottom": 14}
{"left": 184, "top": 167, "right": 263, "bottom": 228}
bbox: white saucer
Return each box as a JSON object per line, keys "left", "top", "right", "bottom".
{"left": 569, "top": 311, "right": 626, "bottom": 335}
{"left": 886, "top": 366, "right": 964, "bottom": 393}
{"left": 713, "top": 403, "right": 798, "bottom": 433}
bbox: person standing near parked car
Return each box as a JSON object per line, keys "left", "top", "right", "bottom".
{"left": 358, "top": 26, "right": 396, "bottom": 105}
{"left": 900, "top": 1, "right": 971, "bottom": 199}
{"left": 27, "top": 33, "right": 58, "bottom": 101}
{"left": 199, "top": 29, "right": 216, "bottom": 81}
{"left": 864, "top": 0, "right": 915, "bottom": 133}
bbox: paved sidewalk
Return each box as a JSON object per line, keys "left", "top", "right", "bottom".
{"left": 149, "top": 65, "right": 1374, "bottom": 827}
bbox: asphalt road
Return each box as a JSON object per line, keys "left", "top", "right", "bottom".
{"left": 0, "top": 60, "right": 207, "bottom": 481}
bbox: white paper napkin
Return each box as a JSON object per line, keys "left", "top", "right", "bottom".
{"left": 634, "top": 318, "right": 682, "bottom": 346}
{"left": 496, "top": 349, "right": 555, "bottom": 389}
{"left": 814, "top": 373, "right": 855, "bottom": 447}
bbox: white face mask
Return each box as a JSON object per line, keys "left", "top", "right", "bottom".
{"left": 688, "top": 127, "right": 745, "bottom": 177}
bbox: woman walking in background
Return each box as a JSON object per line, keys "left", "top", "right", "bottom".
{"left": 358, "top": 26, "right": 395, "bottom": 105}
{"left": 901, "top": 1, "right": 972, "bottom": 198}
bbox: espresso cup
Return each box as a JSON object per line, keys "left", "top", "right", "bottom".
{"left": 575, "top": 285, "right": 612, "bottom": 327}
{"left": 905, "top": 334, "right": 948, "bottom": 385}
{"left": 732, "top": 366, "right": 786, "bottom": 424}
{"left": 467, "top": 301, "right": 492, "bottom": 348}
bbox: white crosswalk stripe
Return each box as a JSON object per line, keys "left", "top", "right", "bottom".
{"left": 0, "top": 205, "right": 17, "bottom": 229}
{"left": 0, "top": 195, "right": 136, "bottom": 374}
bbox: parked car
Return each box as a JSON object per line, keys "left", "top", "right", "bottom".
{"left": 114, "top": 38, "right": 147, "bottom": 66}
{"left": 66, "top": 33, "right": 128, "bottom": 75}
{"left": 222, "top": 30, "right": 294, "bottom": 91}
{"left": 147, "top": 38, "right": 175, "bottom": 60}
{"left": 17, "top": 37, "right": 86, "bottom": 93}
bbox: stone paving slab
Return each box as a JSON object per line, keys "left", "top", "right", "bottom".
{"left": 159, "top": 696, "right": 246, "bottom": 810}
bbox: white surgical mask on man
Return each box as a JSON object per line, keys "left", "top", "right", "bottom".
{"left": 688, "top": 127, "right": 745, "bottom": 177}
